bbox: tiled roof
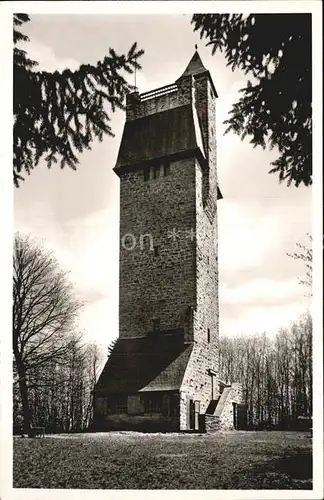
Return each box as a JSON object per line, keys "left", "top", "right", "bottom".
{"left": 95, "top": 333, "right": 193, "bottom": 394}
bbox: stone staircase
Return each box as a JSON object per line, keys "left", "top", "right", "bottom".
{"left": 204, "top": 382, "right": 243, "bottom": 432}
{"left": 205, "top": 397, "right": 220, "bottom": 415}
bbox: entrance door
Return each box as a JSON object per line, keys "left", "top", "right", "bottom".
{"left": 233, "top": 403, "right": 248, "bottom": 430}
{"left": 237, "top": 404, "right": 248, "bottom": 430}
{"left": 233, "top": 403, "right": 237, "bottom": 429}
{"left": 189, "top": 399, "right": 195, "bottom": 430}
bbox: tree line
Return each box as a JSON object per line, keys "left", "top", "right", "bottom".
{"left": 13, "top": 336, "right": 105, "bottom": 433}
{"left": 13, "top": 233, "right": 106, "bottom": 434}
{"left": 219, "top": 312, "right": 312, "bottom": 429}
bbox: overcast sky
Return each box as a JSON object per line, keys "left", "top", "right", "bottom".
{"left": 13, "top": 13, "right": 312, "bottom": 352}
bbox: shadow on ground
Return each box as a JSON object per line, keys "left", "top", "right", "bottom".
{"left": 235, "top": 451, "right": 313, "bottom": 489}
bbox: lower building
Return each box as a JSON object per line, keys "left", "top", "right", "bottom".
{"left": 93, "top": 331, "right": 246, "bottom": 432}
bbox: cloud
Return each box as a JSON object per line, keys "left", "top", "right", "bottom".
{"left": 20, "top": 37, "right": 80, "bottom": 72}
{"left": 79, "top": 297, "right": 118, "bottom": 346}
{"left": 15, "top": 205, "right": 120, "bottom": 349}
{"left": 218, "top": 200, "right": 282, "bottom": 273}
{"left": 220, "top": 301, "right": 309, "bottom": 338}
{"left": 63, "top": 208, "right": 119, "bottom": 298}
{"left": 15, "top": 205, "right": 119, "bottom": 294}
{"left": 220, "top": 278, "right": 302, "bottom": 306}
{"left": 217, "top": 173, "right": 311, "bottom": 289}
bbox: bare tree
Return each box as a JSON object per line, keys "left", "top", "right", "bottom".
{"left": 219, "top": 312, "right": 312, "bottom": 429}
{"left": 13, "top": 232, "right": 82, "bottom": 433}
{"left": 84, "top": 342, "right": 105, "bottom": 428}
{"left": 287, "top": 233, "right": 312, "bottom": 294}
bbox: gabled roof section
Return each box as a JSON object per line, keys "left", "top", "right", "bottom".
{"left": 94, "top": 334, "right": 193, "bottom": 394}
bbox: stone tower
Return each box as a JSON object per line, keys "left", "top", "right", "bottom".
{"left": 93, "top": 51, "right": 244, "bottom": 432}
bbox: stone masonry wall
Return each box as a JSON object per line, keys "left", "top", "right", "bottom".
{"left": 119, "top": 74, "right": 203, "bottom": 340}
{"left": 179, "top": 77, "right": 220, "bottom": 430}
{"left": 194, "top": 76, "right": 219, "bottom": 349}
{"left": 204, "top": 415, "right": 221, "bottom": 432}
{"left": 179, "top": 159, "right": 219, "bottom": 429}
{"left": 218, "top": 383, "right": 243, "bottom": 430}
{"left": 119, "top": 157, "right": 197, "bottom": 338}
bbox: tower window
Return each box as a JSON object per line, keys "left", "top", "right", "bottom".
{"left": 163, "top": 162, "right": 170, "bottom": 176}
{"left": 153, "top": 318, "right": 160, "bottom": 332}
{"left": 154, "top": 246, "right": 159, "bottom": 257}
{"left": 143, "top": 166, "right": 149, "bottom": 182}
{"left": 115, "top": 395, "right": 128, "bottom": 414}
{"left": 153, "top": 164, "right": 160, "bottom": 179}
{"left": 207, "top": 328, "right": 210, "bottom": 343}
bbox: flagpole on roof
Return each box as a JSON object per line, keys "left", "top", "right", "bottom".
{"left": 134, "top": 56, "right": 138, "bottom": 92}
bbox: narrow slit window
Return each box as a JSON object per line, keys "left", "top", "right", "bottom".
{"left": 153, "top": 318, "right": 160, "bottom": 332}
{"left": 154, "top": 246, "right": 159, "bottom": 257}
{"left": 207, "top": 328, "right": 210, "bottom": 343}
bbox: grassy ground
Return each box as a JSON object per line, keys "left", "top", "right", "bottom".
{"left": 13, "top": 430, "right": 312, "bottom": 489}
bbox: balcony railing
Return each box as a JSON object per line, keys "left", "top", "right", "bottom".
{"left": 140, "top": 83, "right": 178, "bottom": 102}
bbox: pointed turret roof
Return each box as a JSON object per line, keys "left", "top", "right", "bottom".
{"left": 179, "top": 50, "right": 208, "bottom": 78}
{"left": 177, "top": 50, "right": 218, "bottom": 97}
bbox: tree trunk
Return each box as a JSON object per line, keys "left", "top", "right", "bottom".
{"left": 14, "top": 351, "right": 31, "bottom": 434}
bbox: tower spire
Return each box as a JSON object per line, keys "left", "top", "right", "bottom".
{"left": 177, "top": 50, "right": 218, "bottom": 98}
{"left": 178, "top": 50, "right": 207, "bottom": 79}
